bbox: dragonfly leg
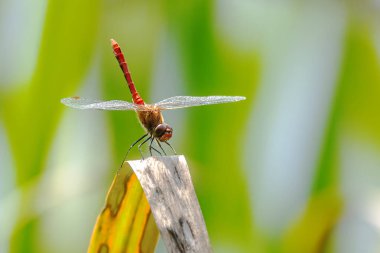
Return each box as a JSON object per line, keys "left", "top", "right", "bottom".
{"left": 164, "top": 141, "right": 177, "bottom": 155}
{"left": 149, "top": 138, "right": 162, "bottom": 156}
{"left": 120, "top": 133, "right": 148, "bottom": 167}
{"left": 156, "top": 139, "right": 167, "bottom": 155}
{"left": 138, "top": 135, "right": 152, "bottom": 159}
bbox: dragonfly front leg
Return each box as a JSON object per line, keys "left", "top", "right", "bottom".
{"left": 149, "top": 137, "right": 162, "bottom": 156}
{"left": 156, "top": 140, "right": 167, "bottom": 155}
{"left": 138, "top": 135, "right": 152, "bottom": 159}
{"left": 120, "top": 133, "right": 148, "bottom": 167}
{"left": 164, "top": 141, "right": 177, "bottom": 155}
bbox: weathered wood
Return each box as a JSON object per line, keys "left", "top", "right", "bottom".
{"left": 128, "top": 155, "right": 212, "bottom": 253}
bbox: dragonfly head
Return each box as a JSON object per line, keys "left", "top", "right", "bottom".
{"left": 154, "top": 123, "right": 173, "bottom": 142}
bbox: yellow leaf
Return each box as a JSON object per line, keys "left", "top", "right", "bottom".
{"left": 88, "top": 162, "right": 159, "bottom": 253}
{"left": 282, "top": 189, "right": 342, "bottom": 253}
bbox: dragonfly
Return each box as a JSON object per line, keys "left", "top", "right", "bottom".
{"left": 61, "top": 39, "right": 246, "bottom": 159}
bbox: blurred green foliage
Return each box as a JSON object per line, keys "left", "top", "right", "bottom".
{"left": 2, "top": 1, "right": 101, "bottom": 252}
{"left": 1, "top": 1, "right": 380, "bottom": 253}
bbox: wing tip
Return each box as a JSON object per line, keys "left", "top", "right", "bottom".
{"left": 216, "top": 95, "right": 246, "bottom": 101}
{"left": 61, "top": 97, "right": 69, "bottom": 104}
{"left": 229, "top": 96, "right": 246, "bottom": 102}
{"left": 61, "top": 96, "right": 78, "bottom": 101}
{"left": 61, "top": 96, "right": 81, "bottom": 107}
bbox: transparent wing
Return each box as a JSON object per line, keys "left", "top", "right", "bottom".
{"left": 61, "top": 97, "right": 147, "bottom": 111}
{"left": 154, "top": 96, "right": 246, "bottom": 110}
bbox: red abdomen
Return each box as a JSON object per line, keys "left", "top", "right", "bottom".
{"left": 111, "top": 39, "right": 144, "bottom": 105}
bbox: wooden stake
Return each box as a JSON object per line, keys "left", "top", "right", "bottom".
{"left": 128, "top": 155, "right": 212, "bottom": 253}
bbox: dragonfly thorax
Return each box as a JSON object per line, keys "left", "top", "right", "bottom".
{"left": 137, "top": 109, "right": 172, "bottom": 141}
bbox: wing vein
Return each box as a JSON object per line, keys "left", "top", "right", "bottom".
{"left": 154, "top": 96, "right": 246, "bottom": 110}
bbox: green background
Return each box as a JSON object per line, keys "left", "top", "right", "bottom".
{"left": 1, "top": 1, "right": 379, "bottom": 252}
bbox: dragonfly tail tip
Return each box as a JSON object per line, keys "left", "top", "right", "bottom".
{"left": 110, "top": 38, "right": 117, "bottom": 46}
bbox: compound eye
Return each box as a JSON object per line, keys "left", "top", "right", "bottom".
{"left": 154, "top": 123, "right": 173, "bottom": 141}
{"left": 154, "top": 124, "right": 167, "bottom": 137}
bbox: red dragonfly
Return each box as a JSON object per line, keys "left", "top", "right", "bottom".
{"left": 61, "top": 39, "right": 246, "bottom": 158}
